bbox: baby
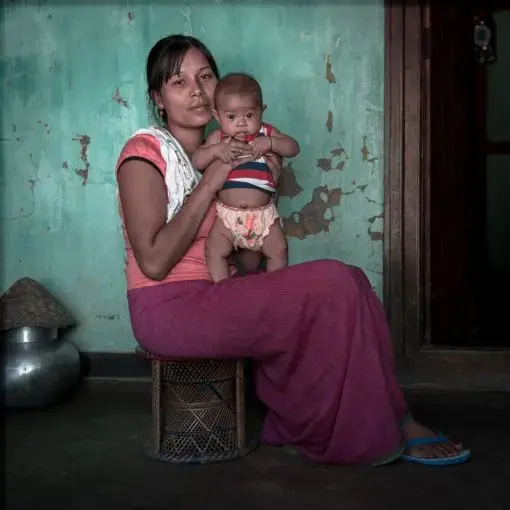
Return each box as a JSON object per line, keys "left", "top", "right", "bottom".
{"left": 192, "top": 73, "right": 300, "bottom": 282}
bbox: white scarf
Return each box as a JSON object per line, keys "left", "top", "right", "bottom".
{"left": 128, "top": 126, "right": 202, "bottom": 222}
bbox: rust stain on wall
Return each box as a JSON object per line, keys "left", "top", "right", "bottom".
{"left": 367, "top": 213, "right": 383, "bottom": 241}
{"left": 326, "top": 110, "right": 333, "bottom": 132}
{"left": 361, "top": 135, "right": 378, "bottom": 163}
{"left": 279, "top": 162, "right": 303, "bottom": 198}
{"left": 112, "top": 87, "right": 129, "bottom": 108}
{"left": 283, "top": 185, "right": 343, "bottom": 239}
{"left": 72, "top": 134, "right": 91, "bottom": 185}
{"left": 324, "top": 54, "right": 337, "bottom": 84}
{"left": 317, "top": 145, "right": 349, "bottom": 172}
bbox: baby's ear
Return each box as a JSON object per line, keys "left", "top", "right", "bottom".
{"left": 211, "top": 108, "right": 220, "bottom": 121}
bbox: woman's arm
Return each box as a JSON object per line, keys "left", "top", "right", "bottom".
{"left": 191, "top": 130, "right": 221, "bottom": 171}
{"left": 263, "top": 151, "right": 283, "bottom": 187}
{"left": 118, "top": 158, "right": 231, "bottom": 280}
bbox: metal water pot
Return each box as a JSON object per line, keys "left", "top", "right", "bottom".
{"left": 4, "top": 326, "right": 81, "bottom": 409}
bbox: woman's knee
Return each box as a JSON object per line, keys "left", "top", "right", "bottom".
{"left": 304, "top": 258, "right": 347, "bottom": 279}
{"left": 298, "top": 259, "right": 366, "bottom": 294}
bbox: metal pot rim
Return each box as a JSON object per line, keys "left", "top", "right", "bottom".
{"left": 2, "top": 326, "right": 58, "bottom": 344}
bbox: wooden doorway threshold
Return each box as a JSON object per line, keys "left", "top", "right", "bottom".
{"left": 397, "top": 348, "right": 510, "bottom": 391}
{"left": 383, "top": 2, "right": 510, "bottom": 391}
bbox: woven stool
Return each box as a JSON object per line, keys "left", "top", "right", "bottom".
{"left": 136, "top": 347, "right": 257, "bottom": 463}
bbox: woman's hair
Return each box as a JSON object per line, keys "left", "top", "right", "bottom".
{"left": 146, "top": 34, "right": 220, "bottom": 124}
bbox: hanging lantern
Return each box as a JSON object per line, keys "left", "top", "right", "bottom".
{"left": 474, "top": 14, "right": 497, "bottom": 65}
{"left": 1, "top": 277, "right": 81, "bottom": 409}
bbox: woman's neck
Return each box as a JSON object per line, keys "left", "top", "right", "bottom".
{"left": 165, "top": 123, "right": 205, "bottom": 156}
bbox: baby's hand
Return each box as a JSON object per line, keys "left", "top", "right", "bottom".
{"left": 212, "top": 142, "right": 238, "bottom": 164}
{"left": 250, "top": 136, "right": 272, "bottom": 160}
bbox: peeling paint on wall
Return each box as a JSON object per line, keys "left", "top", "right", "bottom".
{"left": 317, "top": 146, "right": 349, "bottom": 172}
{"left": 279, "top": 162, "right": 303, "bottom": 198}
{"left": 96, "top": 314, "right": 120, "bottom": 320}
{"left": 283, "top": 186, "right": 345, "bottom": 239}
{"left": 361, "top": 135, "right": 378, "bottom": 163}
{"left": 324, "top": 54, "right": 337, "bottom": 84}
{"left": 367, "top": 213, "right": 384, "bottom": 241}
{"left": 112, "top": 87, "right": 128, "bottom": 108}
{"left": 72, "top": 134, "right": 91, "bottom": 185}
{"left": 37, "top": 120, "right": 50, "bottom": 134}
{"left": 326, "top": 110, "right": 333, "bottom": 132}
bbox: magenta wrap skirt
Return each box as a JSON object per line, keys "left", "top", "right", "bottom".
{"left": 127, "top": 259, "right": 409, "bottom": 465}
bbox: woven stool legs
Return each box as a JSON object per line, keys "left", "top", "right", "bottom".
{"left": 140, "top": 351, "right": 257, "bottom": 463}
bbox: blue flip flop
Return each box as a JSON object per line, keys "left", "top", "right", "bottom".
{"left": 400, "top": 435, "right": 471, "bottom": 466}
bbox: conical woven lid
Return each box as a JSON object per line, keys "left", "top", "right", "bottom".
{"left": 0, "top": 277, "right": 76, "bottom": 330}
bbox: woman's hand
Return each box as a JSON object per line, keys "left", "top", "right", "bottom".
{"left": 201, "top": 138, "right": 253, "bottom": 193}
{"left": 263, "top": 152, "right": 283, "bottom": 186}
{"left": 200, "top": 159, "right": 234, "bottom": 194}
{"left": 223, "top": 136, "right": 252, "bottom": 158}
{"left": 211, "top": 142, "right": 238, "bottom": 164}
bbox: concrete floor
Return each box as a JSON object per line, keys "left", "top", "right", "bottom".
{"left": 6, "top": 380, "right": 510, "bottom": 510}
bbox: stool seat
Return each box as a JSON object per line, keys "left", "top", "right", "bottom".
{"left": 136, "top": 347, "right": 257, "bottom": 463}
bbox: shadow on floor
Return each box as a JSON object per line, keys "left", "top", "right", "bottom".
{"left": 5, "top": 380, "right": 510, "bottom": 510}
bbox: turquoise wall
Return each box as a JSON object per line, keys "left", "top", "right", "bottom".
{"left": 0, "top": 0, "right": 385, "bottom": 352}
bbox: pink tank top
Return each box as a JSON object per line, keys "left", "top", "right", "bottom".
{"left": 115, "top": 131, "right": 216, "bottom": 290}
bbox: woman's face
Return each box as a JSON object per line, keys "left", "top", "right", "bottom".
{"left": 154, "top": 47, "right": 218, "bottom": 129}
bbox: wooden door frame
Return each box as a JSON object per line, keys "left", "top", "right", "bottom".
{"left": 383, "top": 2, "right": 510, "bottom": 390}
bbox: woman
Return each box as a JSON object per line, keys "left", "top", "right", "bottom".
{"left": 116, "top": 34, "right": 470, "bottom": 466}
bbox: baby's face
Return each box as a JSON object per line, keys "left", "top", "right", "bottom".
{"left": 215, "top": 94, "right": 263, "bottom": 140}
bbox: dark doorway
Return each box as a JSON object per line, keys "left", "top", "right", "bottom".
{"left": 427, "top": 6, "right": 510, "bottom": 347}
{"left": 384, "top": 2, "right": 510, "bottom": 390}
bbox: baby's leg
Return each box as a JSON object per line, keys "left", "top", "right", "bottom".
{"left": 206, "top": 217, "right": 235, "bottom": 282}
{"left": 261, "top": 221, "right": 288, "bottom": 272}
